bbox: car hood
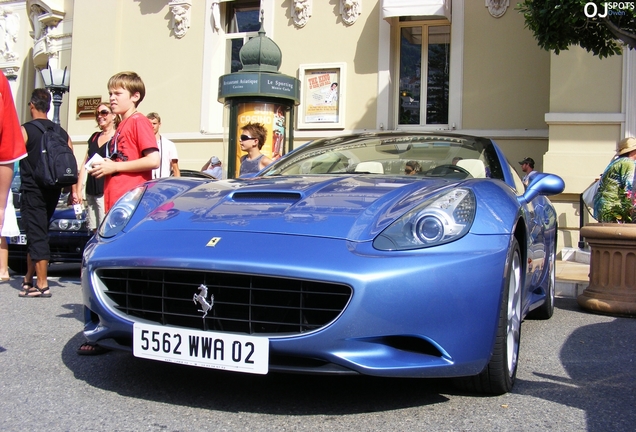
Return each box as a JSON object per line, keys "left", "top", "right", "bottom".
{"left": 133, "top": 176, "right": 458, "bottom": 242}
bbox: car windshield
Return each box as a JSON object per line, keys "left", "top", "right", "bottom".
{"left": 261, "top": 133, "right": 503, "bottom": 181}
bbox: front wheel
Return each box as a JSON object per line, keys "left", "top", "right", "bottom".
{"left": 455, "top": 238, "right": 522, "bottom": 395}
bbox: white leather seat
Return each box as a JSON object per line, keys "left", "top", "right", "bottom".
{"left": 355, "top": 161, "right": 384, "bottom": 174}
{"left": 456, "top": 159, "right": 486, "bottom": 178}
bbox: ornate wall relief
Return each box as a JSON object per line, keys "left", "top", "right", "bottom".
{"left": 27, "top": 1, "right": 66, "bottom": 69}
{"left": 211, "top": 1, "right": 221, "bottom": 32}
{"left": 169, "top": 1, "right": 192, "bottom": 38}
{"left": 486, "top": 0, "right": 509, "bottom": 18}
{"left": 0, "top": 7, "right": 20, "bottom": 63}
{"left": 292, "top": 0, "right": 312, "bottom": 28}
{"left": 341, "top": 0, "right": 361, "bottom": 26}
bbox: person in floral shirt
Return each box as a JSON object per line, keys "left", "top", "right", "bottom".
{"left": 593, "top": 137, "right": 636, "bottom": 223}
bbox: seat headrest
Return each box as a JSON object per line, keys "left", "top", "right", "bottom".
{"left": 355, "top": 161, "right": 384, "bottom": 174}
{"left": 456, "top": 159, "right": 486, "bottom": 178}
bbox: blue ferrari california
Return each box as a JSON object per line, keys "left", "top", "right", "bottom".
{"left": 81, "top": 132, "right": 564, "bottom": 395}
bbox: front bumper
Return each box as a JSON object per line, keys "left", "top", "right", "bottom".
{"left": 82, "top": 230, "right": 511, "bottom": 378}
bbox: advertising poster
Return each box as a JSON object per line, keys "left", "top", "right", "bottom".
{"left": 302, "top": 69, "right": 340, "bottom": 124}
{"left": 234, "top": 102, "right": 287, "bottom": 177}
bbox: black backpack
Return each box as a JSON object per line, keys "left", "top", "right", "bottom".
{"left": 29, "top": 120, "right": 78, "bottom": 188}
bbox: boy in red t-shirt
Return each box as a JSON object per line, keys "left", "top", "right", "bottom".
{"left": 80, "top": 71, "right": 159, "bottom": 354}
{"left": 89, "top": 71, "right": 159, "bottom": 211}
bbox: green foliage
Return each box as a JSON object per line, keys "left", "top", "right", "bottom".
{"left": 517, "top": 0, "right": 636, "bottom": 58}
{"left": 599, "top": 188, "right": 636, "bottom": 223}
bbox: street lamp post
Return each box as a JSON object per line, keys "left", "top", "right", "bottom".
{"left": 41, "top": 66, "right": 70, "bottom": 125}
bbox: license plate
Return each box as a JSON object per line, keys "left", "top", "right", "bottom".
{"left": 9, "top": 234, "right": 27, "bottom": 245}
{"left": 133, "top": 322, "right": 269, "bottom": 374}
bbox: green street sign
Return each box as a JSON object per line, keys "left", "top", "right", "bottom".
{"left": 218, "top": 72, "right": 300, "bottom": 104}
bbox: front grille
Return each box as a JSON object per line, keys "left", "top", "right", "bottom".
{"left": 99, "top": 268, "right": 352, "bottom": 335}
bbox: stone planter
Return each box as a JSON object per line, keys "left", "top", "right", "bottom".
{"left": 578, "top": 223, "right": 636, "bottom": 317}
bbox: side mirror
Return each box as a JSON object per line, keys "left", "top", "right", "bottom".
{"left": 519, "top": 173, "right": 565, "bottom": 204}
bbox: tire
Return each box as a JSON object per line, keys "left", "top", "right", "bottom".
{"left": 528, "top": 244, "right": 555, "bottom": 320}
{"left": 455, "top": 238, "right": 522, "bottom": 395}
{"left": 8, "top": 257, "right": 27, "bottom": 275}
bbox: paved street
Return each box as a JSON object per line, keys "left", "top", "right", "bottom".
{"left": 1, "top": 264, "right": 634, "bottom": 432}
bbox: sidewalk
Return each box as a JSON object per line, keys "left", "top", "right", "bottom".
{"left": 555, "top": 247, "right": 590, "bottom": 299}
{"left": 556, "top": 259, "right": 589, "bottom": 299}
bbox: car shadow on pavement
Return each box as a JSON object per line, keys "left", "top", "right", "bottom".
{"left": 58, "top": 303, "right": 84, "bottom": 321}
{"left": 61, "top": 330, "right": 453, "bottom": 415}
{"left": 514, "top": 299, "right": 636, "bottom": 432}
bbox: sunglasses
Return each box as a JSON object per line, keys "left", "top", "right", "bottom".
{"left": 404, "top": 168, "right": 413, "bottom": 174}
{"left": 97, "top": 110, "right": 112, "bottom": 116}
{"left": 240, "top": 134, "right": 255, "bottom": 141}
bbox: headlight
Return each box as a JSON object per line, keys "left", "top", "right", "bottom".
{"left": 374, "top": 188, "right": 476, "bottom": 250}
{"left": 99, "top": 186, "right": 145, "bottom": 238}
{"left": 49, "top": 219, "right": 83, "bottom": 231}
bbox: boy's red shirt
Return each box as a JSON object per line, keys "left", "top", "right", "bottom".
{"left": 104, "top": 113, "right": 157, "bottom": 211}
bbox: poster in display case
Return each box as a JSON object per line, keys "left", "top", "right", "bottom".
{"left": 298, "top": 63, "right": 346, "bottom": 129}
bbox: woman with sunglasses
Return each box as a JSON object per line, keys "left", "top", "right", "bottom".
{"left": 77, "top": 103, "right": 120, "bottom": 233}
{"left": 404, "top": 160, "right": 421, "bottom": 175}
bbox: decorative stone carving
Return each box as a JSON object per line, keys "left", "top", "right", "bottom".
{"left": 169, "top": 1, "right": 192, "bottom": 39}
{"left": 486, "top": 0, "right": 509, "bottom": 18}
{"left": 29, "top": 4, "right": 45, "bottom": 41}
{"left": 341, "top": 0, "right": 361, "bottom": 26}
{"left": 211, "top": 1, "right": 221, "bottom": 32}
{"left": 27, "top": 1, "right": 66, "bottom": 69}
{"left": 2, "top": 66, "right": 19, "bottom": 81}
{"left": 0, "top": 7, "right": 20, "bottom": 62}
{"left": 292, "top": 0, "right": 311, "bottom": 28}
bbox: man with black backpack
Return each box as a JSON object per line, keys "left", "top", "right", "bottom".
{"left": 18, "top": 88, "right": 78, "bottom": 298}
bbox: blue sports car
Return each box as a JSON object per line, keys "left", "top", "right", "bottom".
{"left": 81, "top": 132, "right": 564, "bottom": 395}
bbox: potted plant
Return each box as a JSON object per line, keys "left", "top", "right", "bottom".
{"left": 578, "top": 188, "right": 636, "bottom": 317}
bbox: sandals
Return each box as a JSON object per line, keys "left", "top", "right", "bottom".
{"left": 77, "top": 342, "right": 110, "bottom": 356}
{"left": 18, "top": 284, "right": 51, "bottom": 298}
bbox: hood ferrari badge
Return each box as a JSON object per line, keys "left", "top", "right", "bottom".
{"left": 206, "top": 237, "right": 221, "bottom": 247}
{"left": 193, "top": 284, "right": 214, "bottom": 319}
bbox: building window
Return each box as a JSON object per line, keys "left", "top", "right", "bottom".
{"left": 227, "top": 1, "right": 260, "bottom": 72}
{"left": 398, "top": 22, "right": 450, "bottom": 126}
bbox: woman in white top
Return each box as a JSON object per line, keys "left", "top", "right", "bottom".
{"left": 0, "top": 166, "right": 20, "bottom": 280}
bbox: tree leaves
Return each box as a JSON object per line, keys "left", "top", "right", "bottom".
{"left": 517, "top": 0, "right": 635, "bottom": 58}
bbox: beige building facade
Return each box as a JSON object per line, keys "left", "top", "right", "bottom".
{"left": 0, "top": 0, "right": 633, "bottom": 251}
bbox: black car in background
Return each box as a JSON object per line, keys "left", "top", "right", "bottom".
{"left": 7, "top": 169, "right": 212, "bottom": 273}
{"left": 8, "top": 171, "right": 92, "bottom": 274}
